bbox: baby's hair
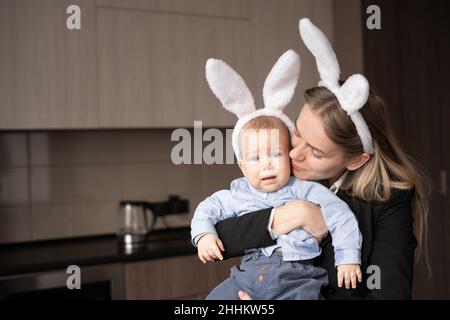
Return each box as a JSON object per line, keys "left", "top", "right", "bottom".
{"left": 242, "top": 116, "right": 291, "bottom": 134}
{"left": 239, "top": 116, "right": 292, "bottom": 158}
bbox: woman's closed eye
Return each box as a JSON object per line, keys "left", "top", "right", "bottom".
{"left": 311, "top": 149, "right": 324, "bottom": 159}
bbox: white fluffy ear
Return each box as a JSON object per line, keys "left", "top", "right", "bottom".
{"left": 337, "top": 74, "right": 370, "bottom": 115}
{"left": 262, "top": 50, "right": 301, "bottom": 111}
{"left": 205, "top": 58, "right": 256, "bottom": 118}
{"left": 299, "top": 18, "right": 340, "bottom": 90}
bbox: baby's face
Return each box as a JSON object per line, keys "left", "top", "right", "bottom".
{"left": 238, "top": 128, "right": 291, "bottom": 192}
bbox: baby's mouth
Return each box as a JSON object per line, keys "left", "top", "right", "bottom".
{"left": 261, "top": 175, "right": 277, "bottom": 181}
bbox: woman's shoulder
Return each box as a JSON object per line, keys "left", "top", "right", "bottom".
{"left": 372, "top": 188, "right": 414, "bottom": 210}
{"left": 338, "top": 188, "right": 414, "bottom": 217}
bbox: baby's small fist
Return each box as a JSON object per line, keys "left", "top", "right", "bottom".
{"left": 337, "top": 264, "right": 362, "bottom": 289}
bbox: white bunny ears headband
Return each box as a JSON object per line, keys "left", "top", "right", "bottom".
{"left": 205, "top": 50, "right": 300, "bottom": 160}
{"left": 299, "top": 18, "right": 374, "bottom": 154}
{"left": 205, "top": 18, "right": 374, "bottom": 161}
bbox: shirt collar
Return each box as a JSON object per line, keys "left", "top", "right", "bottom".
{"left": 329, "top": 171, "right": 348, "bottom": 194}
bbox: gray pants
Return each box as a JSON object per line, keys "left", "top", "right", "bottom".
{"left": 206, "top": 250, "right": 328, "bottom": 300}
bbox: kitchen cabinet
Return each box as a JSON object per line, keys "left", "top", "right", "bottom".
{"left": 0, "top": 0, "right": 98, "bottom": 129}
{"left": 95, "top": 0, "right": 334, "bottom": 128}
{"left": 96, "top": 0, "right": 250, "bottom": 128}
{"left": 0, "top": 0, "right": 334, "bottom": 129}
{"left": 124, "top": 254, "right": 240, "bottom": 299}
{"left": 0, "top": 254, "right": 238, "bottom": 300}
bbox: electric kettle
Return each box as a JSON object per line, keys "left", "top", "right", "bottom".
{"left": 116, "top": 201, "right": 157, "bottom": 247}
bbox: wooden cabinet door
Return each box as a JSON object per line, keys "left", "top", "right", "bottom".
{"left": 96, "top": 0, "right": 250, "bottom": 128}
{"left": 0, "top": 0, "right": 98, "bottom": 129}
{"left": 95, "top": 0, "right": 335, "bottom": 128}
{"left": 0, "top": 0, "right": 335, "bottom": 129}
{"left": 125, "top": 254, "right": 240, "bottom": 299}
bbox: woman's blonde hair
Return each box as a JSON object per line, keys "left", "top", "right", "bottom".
{"left": 304, "top": 86, "right": 430, "bottom": 269}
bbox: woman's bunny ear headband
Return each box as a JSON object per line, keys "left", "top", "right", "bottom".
{"left": 299, "top": 18, "right": 374, "bottom": 154}
{"left": 205, "top": 50, "right": 300, "bottom": 160}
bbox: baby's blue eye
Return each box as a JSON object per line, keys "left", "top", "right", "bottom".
{"left": 272, "top": 151, "right": 282, "bottom": 158}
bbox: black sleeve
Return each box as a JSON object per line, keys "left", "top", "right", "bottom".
{"left": 215, "top": 208, "right": 277, "bottom": 259}
{"left": 365, "top": 192, "right": 417, "bottom": 299}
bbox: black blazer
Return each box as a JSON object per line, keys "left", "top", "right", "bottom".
{"left": 215, "top": 189, "right": 417, "bottom": 299}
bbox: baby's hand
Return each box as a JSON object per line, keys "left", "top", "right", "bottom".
{"left": 337, "top": 264, "right": 362, "bottom": 289}
{"left": 197, "top": 233, "right": 225, "bottom": 263}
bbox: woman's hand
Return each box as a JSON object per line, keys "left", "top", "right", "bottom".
{"left": 272, "top": 200, "right": 329, "bottom": 242}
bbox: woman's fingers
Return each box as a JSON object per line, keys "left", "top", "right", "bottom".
{"left": 238, "top": 291, "right": 252, "bottom": 300}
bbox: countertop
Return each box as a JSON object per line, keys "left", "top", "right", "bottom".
{"left": 0, "top": 227, "right": 195, "bottom": 277}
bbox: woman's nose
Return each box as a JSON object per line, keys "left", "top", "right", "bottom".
{"left": 290, "top": 144, "right": 306, "bottom": 162}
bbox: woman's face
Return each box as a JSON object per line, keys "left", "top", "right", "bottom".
{"left": 290, "top": 104, "right": 349, "bottom": 185}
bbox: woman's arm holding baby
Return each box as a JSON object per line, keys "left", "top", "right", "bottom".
{"left": 271, "top": 200, "right": 328, "bottom": 241}
{"left": 215, "top": 208, "right": 275, "bottom": 259}
{"left": 215, "top": 200, "right": 328, "bottom": 259}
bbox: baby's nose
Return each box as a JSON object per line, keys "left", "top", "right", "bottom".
{"left": 261, "top": 155, "right": 272, "bottom": 168}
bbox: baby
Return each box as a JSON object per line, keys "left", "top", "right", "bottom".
{"left": 191, "top": 116, "right": 362, "bottom": 300}
{"left": 191, "top": 50, "right": 362, "bottom": 300}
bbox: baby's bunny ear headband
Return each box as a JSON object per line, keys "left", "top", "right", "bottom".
{"left": 205, "top": 49, "right": 300, "bottom": 160}
{"left": 299, "top": 18, "right": 374, "bottom": 154}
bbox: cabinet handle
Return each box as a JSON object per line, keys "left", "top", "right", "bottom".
{"left": 441, "top": 170, "right": 447, "bottom": 195}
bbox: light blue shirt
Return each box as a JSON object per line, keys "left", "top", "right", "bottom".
{"left": 191, "top": 176, "right": 362, "bottom": 266}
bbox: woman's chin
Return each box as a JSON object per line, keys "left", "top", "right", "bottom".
{"left": 293, "top": 169, "right": 314, "bottom": 180}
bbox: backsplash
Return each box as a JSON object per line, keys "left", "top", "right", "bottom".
{"left": 0, "top": 130, "right": 241, "bottom": 243}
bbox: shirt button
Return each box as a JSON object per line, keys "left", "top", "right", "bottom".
{"left": 257, "top": 274, "right": 264, "bottom": 281}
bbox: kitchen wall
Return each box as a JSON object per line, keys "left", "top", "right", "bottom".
{"left": 0, "top": 130, "right": 241, "bottom": 243}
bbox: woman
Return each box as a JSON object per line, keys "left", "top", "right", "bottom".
{"left": 214, "top": 85, "right": 429, "bottom": 299}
